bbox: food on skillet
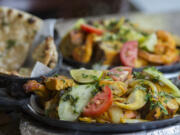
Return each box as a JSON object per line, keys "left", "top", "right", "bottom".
{"left": 59, "top": 18, "right": 179, "bottom": 68}
{"left": 24, "top": 67, "right": 180, "bottom": 123}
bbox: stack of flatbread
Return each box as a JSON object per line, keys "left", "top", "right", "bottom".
{"left": 0, "top": 7, "right": 58, "bottom": 77}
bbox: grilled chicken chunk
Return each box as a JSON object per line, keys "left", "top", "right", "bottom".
{"left": 44, "top": 76, "right": 75, "bottom": 91}
{"left": 24, "top": 80, "right": 48, "bottom": 98}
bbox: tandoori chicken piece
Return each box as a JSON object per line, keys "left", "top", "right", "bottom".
{"left": 24, "top": 80, "right": 48, "bottom": 98}
{"left": 72, "top": 34, "right": 94, "bottom": 63}
{"left": 44, "top": 76, "right": 75, "bottom": 91}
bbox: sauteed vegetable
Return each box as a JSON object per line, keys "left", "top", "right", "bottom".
{"left": 24, "top": 67, "right": 180, "bottom": 123}
{"left": 59, "top": 18, "right": 179, "bottom": 68}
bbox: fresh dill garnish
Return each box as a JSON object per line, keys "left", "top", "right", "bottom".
{"left": 159, "top": 91, "right": 174, "bottom": 98}
{"left": 149, "top": 99, "right": 168, "bottom": 115}
{"left": 63, "top": 94, "right": 79, "bottom": 106}
{"left": 104, "top": 76, "right": 113, "bottom": 81}
{"left": 158, "top": 102, "right": 168, "bottom": 115}
{"left": 2, "top": 21, "right": 8, "bottom": 26}
{"left": 163, "top": 99, "right": 168, "bottom": 104}
{"left": 90, "top": 75, "right": 98, "bottom": 81}
{"left": 106, "top": 20, "right": 118, "bottom": 30}
{"left": 6, "top": 39, "right": 16, "bottom": 49}
{"left": 133, "top": 72, "right": 145, "bottom": 79}
{"left": 91, "top": 88, "right": 99, "bottom": 96}
{"left": 134, "top": 85, "right": 147, "bottom": 91}
{"left": 123, "top": 29, "right": 130, "bottom": 35}
{"left": 102, "top": 33, "right": 118, "bottom": 41}
{"left": 61, "top": 79, "right": 66, "bottom": 83}
{"left": 150, "top": 75, "right": 159, "bottom": 83}
{"left": 145, "top": 93, "right": 151, "bottom": 102}
{"left": 145, "top": 90, "right": 169, "bottom": 115}
{"left": 53, "top": 73, "right": 59, "bottom": 77}
{"left": 81, "top": 73, "right": 88, "bottom": 78}
{"left": 86, "top": 85, "right": 91, "bottom": 88}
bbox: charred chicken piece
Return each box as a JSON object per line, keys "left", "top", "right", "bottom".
{"left": 24, "top": 80, "right": 48, "bottom": 98}
{"left": 72, "top": 34, "right": 93, "bottom": 63}
{"left": 44, "top": 76, "right": 75, "bottom": 91}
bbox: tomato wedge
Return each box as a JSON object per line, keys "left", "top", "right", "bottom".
{"left": 83, "top": 86, "right": 113, "bottom": 117}
{"left": 109, "top": 66, "right": 132, "bottom": 81}
{"left": 81, "top": 24, "right": 104, "bottom": 35}
{"left": 120, "top": 41, "right": 138, "bottom": 67}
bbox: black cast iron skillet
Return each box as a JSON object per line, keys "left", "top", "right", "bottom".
{"left": 0, "top": 79, "right": 180, "bottom": 133}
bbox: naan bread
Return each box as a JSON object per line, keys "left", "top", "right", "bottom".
{"left": 33, "top": 36, "right": 58, "bottom": 69}
{"left": 0, "top": 6, "right": 43, "bottom": 71}
{"left": 0, "top": 67, "right": 19, "bottom": 76}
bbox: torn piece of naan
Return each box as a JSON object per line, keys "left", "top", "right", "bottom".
{"left": 32, "top": 36, "right": 58, "bottom": 69}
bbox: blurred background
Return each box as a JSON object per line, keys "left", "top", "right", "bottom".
{"left": 0, "top": 0, "right": 180, "bottom": 19}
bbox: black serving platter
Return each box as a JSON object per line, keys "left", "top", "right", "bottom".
{"left": 0, "top": 93, "right": 180, "bottom": 133}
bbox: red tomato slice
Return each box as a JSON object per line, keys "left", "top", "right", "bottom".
{"left": 109, "top": 66, "right": 132, "bottom": 81}
{"left": 81, "top": 24, "right": 104, "bottom": 35}
{"left": 83, "top": 86, "right": 113, "bottom": 117}
{"left": 120, "top": 41, "right": 138, "bottom": 67}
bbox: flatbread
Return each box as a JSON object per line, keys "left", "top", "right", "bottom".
{"left": 33, "top": 36, "right": 58, "bottom": 69}
{"left": 0, "top": 6, "right": 43, "bottom": 70}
